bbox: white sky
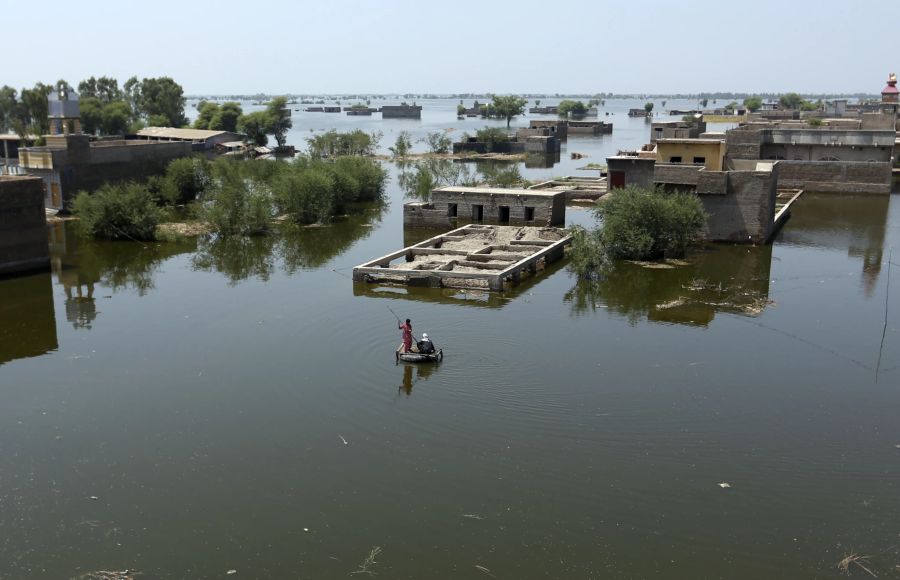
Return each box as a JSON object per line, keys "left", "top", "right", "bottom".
{"left": 6, "top": 0, "right": 899, "bottom": 95}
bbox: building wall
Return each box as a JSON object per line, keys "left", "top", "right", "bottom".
{"left": 776, "top": 161, "right": 892, "bottom": 194}
{"left": 404, "top": 190, "right": 565, "bottom": 227}
{"left": 656, "top": 141, "right": 725, "bottom": 171}
{"left": 0, "top": 176, "right": 49, "bottom": 275}
{"left": 606, "top": 157, "right": 655, "bottom": 189}
{"left": 381, "top": 106, "right": 422, "bottom": 119}
{"left": 695, "top": 168, "right": 779, "bottom": 243}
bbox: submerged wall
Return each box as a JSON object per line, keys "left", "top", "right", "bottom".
{"left": 0, "top": 176, "right": 49, "bottom": 275}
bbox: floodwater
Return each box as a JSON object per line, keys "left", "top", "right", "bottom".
{"left": 1, "top": 100, "right": 899, "bottom": 579}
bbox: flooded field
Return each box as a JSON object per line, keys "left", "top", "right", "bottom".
{"left": 1, "top": 100, "right": 898, "bottom": 578}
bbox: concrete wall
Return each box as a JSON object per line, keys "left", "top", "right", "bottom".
{"left": 725, "top": 127, "right": 763, "bottom": 160}
{"left": 776, "top": 161, "right": 892, "bottom": 194}
{"left": 656, "top": 140, "right": 725, "bottom": 171}
{"left": 695, "top": 167, "right": 778, "bottom": 243}
{"left": 381, "top": 105, "right": 422, "bottom": 119}
{"left": 404, "top": 188, "right": 565, "bottom": 228}
{"left": 0, "top": 176, "right": 49, "bottom": 275}
{"left": 529, "top": 120, "right": 568, "bottom": 140}
{"left": 654, "top": 163, "right": 704, "bottom": 187}
{"left": 22, "top": 138, "right": 192, "bottom": 209}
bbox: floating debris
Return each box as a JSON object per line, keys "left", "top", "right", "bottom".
{"left": 461, "top": 514, "right": 485, "bottom": 520}
{"left": 837, "top": 552, "right": 877, "bottom": 577}
{"left": 226, "top": 570, "right": 237, "bottom": 576}
{"left": 89, "top": 496, "right": 100, "bottom": 501}
{"left": 351, "top": 546, "right": 381, "bottom": 575}
{"left": 475, "top": 564, "right": 496, "bottom": 577}
{"left": 717, "top": 482, "right": 731, "bottom": 489}
{"left": 339, "top": 435, "right": 349, "bottom": 446}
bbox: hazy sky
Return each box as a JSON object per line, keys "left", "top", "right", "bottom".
{"left": 7, "top": 0, "right": 900, "bottom": 95}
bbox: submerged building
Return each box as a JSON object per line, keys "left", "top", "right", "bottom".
{"left": 404, "top": 186, "right": 566, "bottom": 228}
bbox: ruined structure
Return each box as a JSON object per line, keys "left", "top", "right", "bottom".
{"left": 0, "top": 176, "right": 49, "bottom": 275}
{"left": 381, "top": 104, "right": 422, "bottom": 119}
{"left": 650, "top": 119, "right": 707, "bottom": 143}
{"left": 353, "top": 224, "right": 571, "bottom": 291}
{"left": 568, "top": 120, "right": 613, "bottom": 135}
{"left": 404, "top": 186, "right": 566, "bottom": 228}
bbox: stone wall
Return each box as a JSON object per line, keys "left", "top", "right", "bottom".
{"left": 776, "top": 161, "right": 892, "bottom": 194}
{"left": 0, "top": 176, "right": 49, "bottom": 275}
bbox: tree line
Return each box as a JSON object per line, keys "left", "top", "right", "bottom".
{"left": 0, "top": 76, "right": 294, "bottom": 147}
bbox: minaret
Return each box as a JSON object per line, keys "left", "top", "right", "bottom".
{"left": 48, "top": 86, "right": 82, "bottom": 135}
{"left": 882, "top": 72, "right": 898, "bottom": 103}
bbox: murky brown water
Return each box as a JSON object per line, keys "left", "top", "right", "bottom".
{"left": 1, "top": 101, "right": 898, "bottom": 578}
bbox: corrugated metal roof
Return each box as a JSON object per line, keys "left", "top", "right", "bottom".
{"left": 136, "top": 127, "right": 233, "bottom": 141}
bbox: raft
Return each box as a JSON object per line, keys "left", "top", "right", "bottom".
{"left": 398, "top": 349, "right": 443, "bottom": 363}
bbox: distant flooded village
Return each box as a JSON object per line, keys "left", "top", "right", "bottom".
{"left": 2, "top": 2, "right": 900, "bottom": 578}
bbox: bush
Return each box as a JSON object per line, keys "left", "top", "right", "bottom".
{"left": 199, "top": 161, "right": 273, "bottom": 235}
{"left": 276, "top": 167, "right": 335, "bottom": 224}
{"left": 307, "top": 129, "right": 379, "bottom": 158}
{"left": 569, "top": 186, "right": 706, "bottom": 278}
{"left": 390, "top": 131, "right": 412, "bottom": 157}
{"left": 475, "top": 127, "right": 510, "bottom": 152}
{"left": 72, "top": 182, "right": 162, "bottom": 241}
{"left": 424, "top": 131, "right": 452, "bottom": 154}
{"left": 558, "top": 100, "right": 587, "bottom": 117}
{"left": 160, "top": 156, "right": 211, "bottom": 205}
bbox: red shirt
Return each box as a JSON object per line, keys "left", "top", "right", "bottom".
{"left": 399, "top": 322, "right": 412, "bottom": 348}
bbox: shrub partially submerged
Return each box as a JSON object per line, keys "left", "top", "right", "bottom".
{"left": 570, "top": 186, "right": 707, "bottom": 278}
{"left": 72, "top": 182, "right": 162, "bottom": 241}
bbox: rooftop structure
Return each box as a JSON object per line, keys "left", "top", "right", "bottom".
{"left": 134, "top": 127, "right": 242, "bottom": 151}
{"left": 353, "top": 224, "right": 571, "bottom": 291}
{"left": 48, "top": 86, "right": 81, "bottom": 136}
{"left": 656, "top": 138, "right": 726, "bottom": 171}
{"left": 882, "top": 72, "right": 898, "bottom": 103}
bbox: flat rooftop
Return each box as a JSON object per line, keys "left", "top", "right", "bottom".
{"left": 434, "top": 186, "right": 563, "bottom": 197}
{"left": 656, "top": 138, "right": 725, "bottom": 144}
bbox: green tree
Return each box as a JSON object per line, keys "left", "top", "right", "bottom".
{"left": 457, "top": 104, "right": 466, "bottom": 116}
{"left": 778, "top": 93, "right": 804, "bottom": 110}
{"left": 138, "top": 77, "right": 187, "bottom": 126}
{"left": 19, "top": 82, "right": 53, "bottom": 136}
{"left": 238, "top": 111, "right": 269, "bottom": 146}
{"left": 0, "top": 86, "right": 18, "bottom": 133}
{"left": 743, "top": 96, "right": 762, "bottom": 112}
{"left": 78, "top": 76, "right": 122, "bottom": 103}
{"left": 100, "top": 100, "right": 131, "bottom": 135}
{"left": 79, "top": 96, "right": 103, "bottom": 134}
{"left": 193, "top": 100, "right": 219, "bottom": 129}
{"left": 209, "top": 102, "right": 242, "bottom": 132}
{"left": 264, "top": 97, "right": 292, "bottom": 147}
{"left": 424, "top": 131, "right": 452, "bottom": 154}
{"left": 72, "top": 182, "right": 162, "bottom": 241}
{"left": 390, "top": 130, "right": 412, "bottom": 157}
{"left": 558, "top": 100, "right": 588, "bottom": 117}
{"left": 488, "top": 94, "right": 527, "bottom": 127}
{"left": 644, "top": 101, "right": 654, "bottom": 114}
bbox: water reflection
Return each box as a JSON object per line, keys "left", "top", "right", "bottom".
{"left": 397, "top": 360, "right": 440, "bottom": 396}
{"left": 49, "top": 222, "right": 197, "bottom": 329}
{"left": 775, "top": 194, "right": 889, "bottom": 297}
{"left": 193, "top": 204, "right": 384, "bottom": 283}
{"left": 524, "top": 152, "right": 561, "bottom": 168}
{"left": 0, "top": 272, "right": 58, "bottom": 365}
{"left": 567, "top": 245, "right": 773, "bottom": 326}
